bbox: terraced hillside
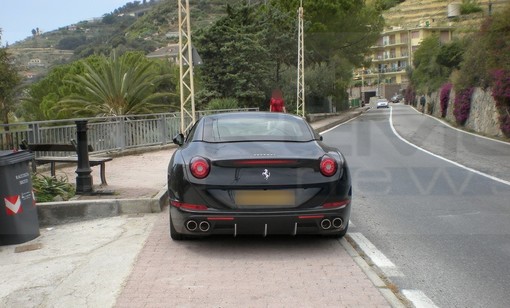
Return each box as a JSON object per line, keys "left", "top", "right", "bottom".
{"left": 383, "top": 0, "right": 510, "bottom": 33}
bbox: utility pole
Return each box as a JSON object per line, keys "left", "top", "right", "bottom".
{"left": 178, "top": 0, "right": 196, "bottom": 133}
{"left": 296, "top": 1, "right": 305, "bottom": 117}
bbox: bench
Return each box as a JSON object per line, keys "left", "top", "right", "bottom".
{"left": 20, "top": 140, "right": 113, "bottom": 185}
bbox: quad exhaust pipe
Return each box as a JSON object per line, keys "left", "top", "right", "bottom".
{"left": 186, "top": 220, "right": 198, "bottom": 232}
{"left": 320, "top": 219, "right": 332, "bottom": 230}
{"left": 332, "top": 217, "right": 343, "bottom": 229}
{"left": 186, "top": 220, "right": 211, "bottom": 232}
{"left": 188, "top": 217, "right": 342, "bottom": 233}
{"left": 320, "top": 217, "right": 344, "bottom": 230}
{"left": 199, "top": 221, "right": 211, "bottom": 232}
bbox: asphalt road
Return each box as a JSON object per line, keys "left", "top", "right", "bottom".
{"left": 322, "top": 104, "right": 510, "bottom": 308}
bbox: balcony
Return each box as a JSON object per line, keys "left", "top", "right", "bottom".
{"left": 370, "top": 40, "right": 408, "bottom": 49}
{"left": 362, "top": 66, "right": 408, "bottom": 77}
{"left": 372, "top": 54, "right": 410, "bottom": 62}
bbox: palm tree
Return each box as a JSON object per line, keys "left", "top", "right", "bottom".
{"left": 57, "top": 51, "right": 176, "bottom": 117}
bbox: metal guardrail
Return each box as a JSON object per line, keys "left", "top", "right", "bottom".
{"left": 0, "top": 108, "right": 259, "bottom": 152}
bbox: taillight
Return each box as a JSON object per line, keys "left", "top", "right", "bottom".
{"left": 322, "top": 200, "right": 350, "bottom": 209}
{"left": 320, "top": 156, "right": 337, "bottom": 177}
{"left": 190, "top": 156, "right": 210, "bottom": 179}
{"left": 170, "top": 200, "right": 208, "bottom": 211}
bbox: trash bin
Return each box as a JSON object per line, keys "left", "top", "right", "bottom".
{"left": 0, "top": 150, "right": 40, "bottom": 245}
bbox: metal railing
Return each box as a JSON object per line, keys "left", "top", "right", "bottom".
{"left": 0, "top": 108, "right": 258, "bottom": 153}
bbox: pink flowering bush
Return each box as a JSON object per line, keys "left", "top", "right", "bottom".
{"left": 491, "top": 69, "right": 510, "bottom": 137}
{"left": 439, "top": 83, "right": 452, "bottom": 118}
{"left": 453, "top": 87, "right": 474, "bottom": 125}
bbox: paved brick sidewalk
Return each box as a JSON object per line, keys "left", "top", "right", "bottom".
{"left": 115, "top": 208, "right": 391, "bottom": 308}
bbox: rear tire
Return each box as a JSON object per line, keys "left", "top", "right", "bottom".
{"left": 169, "top": 214, "right": 184, "bottom": 241}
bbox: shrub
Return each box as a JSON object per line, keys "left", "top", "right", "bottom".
{"left": 453, "top": 87, "right": 474, "bottom": 125}
{"left": 206, "top": 98, "right": 239, "bottom": 110}
{"left": 460, "top": 0, "right": 483, "bottom": 15}
{"left": 440, "top": 83, "right": 453, "bottom": 118}
{"left": 491, "top": 69, "right": 510, "bottom": 137}
{"left": 32, "top": 174, "right": 75, "bottom": 202}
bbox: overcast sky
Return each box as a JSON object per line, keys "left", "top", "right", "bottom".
{"left": 0, "top": 0, "right": 130, "bottom": 46}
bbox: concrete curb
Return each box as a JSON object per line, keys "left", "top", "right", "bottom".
{"left": 340, "top": 238, "right": 407, "bottom": 308}
{"left": 38, "top": 187, "right": 168, "bottom": 226}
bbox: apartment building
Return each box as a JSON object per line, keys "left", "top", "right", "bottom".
{"left": 353, "top": 0, "right": 509, "bottom": 102}
{"left": 359, "top": 24, "right": 453, "bottom": 88}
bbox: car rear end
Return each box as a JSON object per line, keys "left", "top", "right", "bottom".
{"left": 169, "top": 142, "right": 351, "bottom": 238}
{"left": 376, "top": 99, "right": 389, "bottom": 108}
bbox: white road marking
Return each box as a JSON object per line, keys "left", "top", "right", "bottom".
{"left": 402, "top": 290, "right": 439, "bottom": 308}
{"left": 348, "top": 232, "right": 404, "bottom": 277}
{"left": 389, "top": 107, "right": 510, "bottom": 186}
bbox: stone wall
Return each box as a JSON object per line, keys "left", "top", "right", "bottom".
{"left": 425, "top": 87, "right": 503, "bottom": 138}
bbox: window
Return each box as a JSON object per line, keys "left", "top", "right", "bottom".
{"left": 202, "top": 114, "right": 314, "bottom": 142}
{"left": 400, "top": 32, "right": 408, "bottom": 43}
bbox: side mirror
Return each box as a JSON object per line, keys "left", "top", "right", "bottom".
{"left": 173, "top": 133, "right": 185, "bottom": 146}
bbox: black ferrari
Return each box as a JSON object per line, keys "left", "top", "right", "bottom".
{"left": 167, "top": 112, "right": 352, "bottom": 240}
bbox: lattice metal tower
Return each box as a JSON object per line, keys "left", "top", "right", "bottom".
{"left": 296, "top": 1, "right": 305, "bottom": 117}
{"left": 178, "top": 0, "right": 196, "bottom": 133}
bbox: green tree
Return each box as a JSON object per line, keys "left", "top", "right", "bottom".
{"left": 21, "top": 56, "right": 107, "bottom": 120}
{"left": 196, "top": 1, "right": 382, "bottom": 111}
{"left": 56, "top": 51, "right": 176, "bottom": 117}
{"left": 411, "top": 35, "right": 450, "bottom": 94}
{"left": 195, "top": 4, "right": 272, "bottom": 108}
{"left": 0, "top": 48, "right": 21, "bottom": 125}
{"left": 436, "top": 39, "right": 465, "bottom": 70}
{"left": 257, "top": 3, "right": 297, "bottom": 86}
{"left": 267, "top": 0, "right": 382, "bottom": 110}
{"left": 454, "top": 4, "right": 510, "bottom": 90}
{"left": 272, "top": 0, "right": 383, "bottom": 67}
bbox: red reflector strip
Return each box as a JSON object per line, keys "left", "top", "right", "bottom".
{"left": 322, "top": 200, "right": 350, "bottom": 209}
{"left": 170, "top": 200, "right": 208, "bottom": 211}
{"left": 233, "top": 159, "right": 298, "bottom": 166}
{"left": 298, "top": 215, "right": 325, "bottom": 219}
{"left": 207, "top": 217, "right": 235, "bottom": 221}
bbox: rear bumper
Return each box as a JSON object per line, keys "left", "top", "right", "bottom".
{"left": 170, "top": 206, "right": 351, "bottom": 237}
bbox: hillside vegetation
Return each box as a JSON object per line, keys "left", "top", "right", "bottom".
{"left": 8, "top": 0, "right": 241, "bottom": 81}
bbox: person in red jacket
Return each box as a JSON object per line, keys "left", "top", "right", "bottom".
{"left": 269, "top": 89, "right": 286, "bottom": 113}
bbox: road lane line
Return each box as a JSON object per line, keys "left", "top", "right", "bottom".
{"left": 402, "top": 290, "right": 439, "bottom": 308}
{"left": 390, "top": 107, "right": 510, "bottom": 186}
{"left": 348, "top": 232, "right": 404, "bottom": 277}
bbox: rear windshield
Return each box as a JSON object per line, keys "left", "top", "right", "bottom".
{"left": 201, "top": 114, "right": 315, "bottom": 142}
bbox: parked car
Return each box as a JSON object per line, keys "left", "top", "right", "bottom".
{"left": 376, "top": 98, "right": 389, "bottom": 108}
{"left": 390, "top": 94, "right": 403, "bottom": 103}
{"left": 167, "top": 112, "right": 352, "bottom": 240}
